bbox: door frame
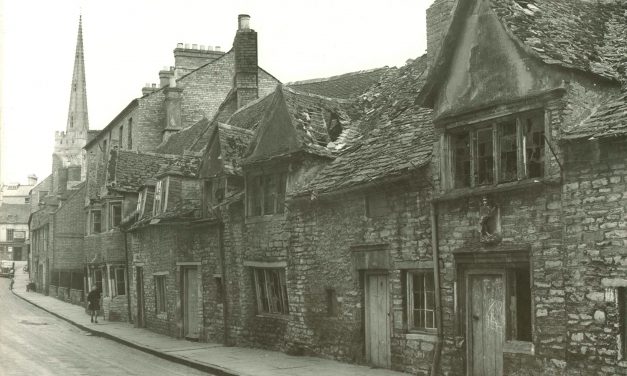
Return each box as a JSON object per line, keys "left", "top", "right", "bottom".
{"left": 180, "top": 264, "right": 200, "bottom": 339}
{"left": 364, "top": 270, "right": 391, "bottom": 368}
{"left": 136, "top": 266, "right": 145, "bottom": 328}
{"left": 465, "top": 269, "right": 507, "bottom": 376}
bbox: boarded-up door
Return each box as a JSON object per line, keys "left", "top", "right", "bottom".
{"left": 468, "top": 274, "right": 505, "bottom": 376}
{"left": 365, "top": 274, "right": 390, "bottom": 368}
{"left": 183, "top": 267, "right": 200, "bottom": 339}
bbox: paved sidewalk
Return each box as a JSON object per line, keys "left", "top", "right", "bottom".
{"left": 11, "top": 270, "right": 409, "bottom": 376}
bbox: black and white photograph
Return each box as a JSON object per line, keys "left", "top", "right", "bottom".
{"left": 1, "top": 0, "right": 626, "bottom": 375}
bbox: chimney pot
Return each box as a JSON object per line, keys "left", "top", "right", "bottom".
{"left": 162, "top": 66, "right": 169, "bottom": 71}
{"left": 238, "top": 14, "right": 251, "bottom": 30}
{"left": 215, "top": 46, "right": 221, "bottom": 51}
{"left": 185, "top": 43, "right": 191, "bottom": 49}
{"left": 200, "top": 44, "right": 206, "bottom": 50}
{"left": 192, "top": 43, "right": 198, "bottom": 49}
{"left": 151, "top": 83, "right": 156, "bottom": 88}
{"left": 207, "top": 45, "right": 213, "bottom": 51}
{"left": 177, "top": 42, "right": 184, "bottom": 48}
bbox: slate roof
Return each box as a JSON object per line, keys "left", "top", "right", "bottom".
{"left": 287, "top": 68, "right": 390, "bottom": 99}
{"left": 0, "top": 204, "right": 31, "bottom": 223}
{"left": 226, "top": 93, "right": 275, "bottom": 131}
{"left": 155, "top": 118, "right": 211, "bottom": 155}
{"left": 109, "top": 151, "right": 181, "bottom": 193}
{"left": 297, "top": 55, "right": 434, "bottom": 195}
{"left": 244, "top": 85, "right": 355, "bottom": 163}
{"left": 563, "top": 91, "right": 627, "bottom": 140}
{"left": 492, "top": 0, "right": 627, "bottom": 83}
{"left": 155, "top": 155, "right": 201, "bottom": 178}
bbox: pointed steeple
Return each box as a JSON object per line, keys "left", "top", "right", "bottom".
{"left": 66, "top": 14, "right": 89, "bottom": 133}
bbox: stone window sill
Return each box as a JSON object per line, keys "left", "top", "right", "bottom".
{"left": 403, "top": 331, "right": 438, "bottom": 342}
{"left": 436, "top": 176, "right": 561, "bottom": 201}
{"left": 503, "top": 340, "right": 534, "bottom": 355}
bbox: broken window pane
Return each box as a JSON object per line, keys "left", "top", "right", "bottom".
{"left": 500, "top": 121, "right": 518, "bottom": 182}
{"left": 454, "top": 133, "right": 471, "bottom": 188}
{"left": 475, "top": 128, "right": 494, "bottom": 185}
{"left": 524, "top": 115, "right": 544, "bottom": 179}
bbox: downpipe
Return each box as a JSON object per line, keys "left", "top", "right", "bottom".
{"left": 430, "top": 201, "right": 443, "bottom": 376}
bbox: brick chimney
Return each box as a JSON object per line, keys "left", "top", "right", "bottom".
{"left": 426, "top": 0, "right": 458, "bottom": 68}
{"left": 173, "top": 43, "right": 225, "bottom": 76}
{"left": 142, "top": 83, "right": 158, "bottom": 96}
{"left": 163, "top": 77, "right": 183, "bottom": 142}
{"left": 233, "top": 14, "right": 258, "bottom": 109}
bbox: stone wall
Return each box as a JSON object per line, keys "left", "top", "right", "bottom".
{"left": 53, "top": 185, "right": 85, "bottom": 270}
{"left": 562, "top": 137, "right": 627, "bottom": 375}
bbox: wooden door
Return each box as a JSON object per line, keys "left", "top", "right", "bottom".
{"left": 136, "top": 267, "right": 145, "bottom": 328}
{"left": 365, "top": 273, "right": 391, "bottom": 368}
{"left": 183, "top": 267, "right": 200, "bottom": 339}
{"left": 468, "top": 273, "right": 506, "bottom": 376}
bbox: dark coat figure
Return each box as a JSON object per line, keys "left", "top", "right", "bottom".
{"left": 87, "top": 286, "right": 101, "bottom": 323}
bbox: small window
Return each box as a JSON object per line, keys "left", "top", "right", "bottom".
{"left": 109, "top": 267, "right": 126, "bottom": 297}
{"left": 91, "top": 210, "right": 102, "bottom": 234}
{"left": 6, "top": 229, "right": 14, "bottom": 241}
{"left": 155, "top": 275, "right": 167, "bottom": 314}
{"left": 119, "top": 125, "right": 124, "bottom": 149}
{"left": 506, "top": 268, "right": 532, "bottom": 341}
{"left": 25, "top": 197, "right": 30, "bottom": 204}
{"left": 110, "top": 202, "right": 122, "bottom": 228}
{"left": 404, "top": 271, "right": 436, "bottom": 331}
{"left": 253, "top": 268, "right": 289, "bottom": 315}
{"left": 365, "top": 191, "right": 389, "bottom": 218}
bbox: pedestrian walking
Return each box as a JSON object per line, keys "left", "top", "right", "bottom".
{"left": 9, "top": 275, "right": 14, "bottom": 291}
{"left": 87, "top": 285, "right": 101, "bottom": 323}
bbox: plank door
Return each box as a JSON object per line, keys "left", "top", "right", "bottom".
{"left": 183, "top": 267, "right": 200, "bottom": 339}
{"left": 365, "top": 273, "right": 391, "bottom": 368}
{"left": 136, "top": 267, "right": 145, "bottom": 328}
{"left": 468, "top": 273, "right": 506, "bottom": 376}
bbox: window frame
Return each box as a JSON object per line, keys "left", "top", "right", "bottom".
{"left": 109, "top": 201, "right": 122, "bottom": 229}
{"left": 127, "top": 118, "right": 133, "bottom": 150}
{"left": 109, "top": 266, "right": 126, "bottom": 297}
{"left": 444, "top": 110, "right": 546, "bottom": 191}
{"left": 90, "top": 210, "right": 102, "bottom": 234}
{"left": 404, "top": 270, "right": 437, "bottom": 332}
{"left": 252, "top": 267, "right": 289, "bottom": 316}
{"left": 6, "top": 229, "right": 14, "bottom": 241}
{"left": 153, "top": 179, "right": 169, "bottom": 215}
{"left": 246, "top": 171, "right": 287, "bottom": 217}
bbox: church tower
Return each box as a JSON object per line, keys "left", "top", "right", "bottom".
{"left": 52, "top": 15, "right": 90, "bottom": 185}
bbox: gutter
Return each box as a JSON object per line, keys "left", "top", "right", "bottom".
{"left": 430, "top": 200, "right": 443, "bottom": 376}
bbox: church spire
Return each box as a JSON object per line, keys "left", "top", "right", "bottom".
{"left": 66, "top": 14, "right": 89, "bottom": 133}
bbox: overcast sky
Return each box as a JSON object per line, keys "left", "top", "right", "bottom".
{"left": 0, "top": 0, "right": 435, "bottom": 185}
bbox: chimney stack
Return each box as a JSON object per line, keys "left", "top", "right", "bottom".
{"left": 142, "top": 83, "right": 158, "bottom": 96}
{"left": 426, "top": 0, "right": 458, "bottom": 69}
{"left": 233, "top": 14, "right": 258, "bottom": 109}
{"left": 159, "top": 66, "right": 175, "bottom": 87}
{"left": 173, "top": 42, "right": 225, "bottom": 76}
{"left": 27, "top": 174, "right": 38, "bottom": 186}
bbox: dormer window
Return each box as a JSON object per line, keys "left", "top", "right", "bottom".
{"left": 446, "top": 111, "right": 544, "bottom": 190}
{"left": 153, "top": 179, "right": 169, "bottom": 215}
{"left": 247, "top": 172, "right": 287, "bottom": 217}
{"left": 110, "top": 202, "right": 122, "bottom": 229}
{"left": 203, "top": 178, "right": 225, "bottom": 217}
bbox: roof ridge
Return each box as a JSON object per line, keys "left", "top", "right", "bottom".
{"left": 283, "top": 85, "right": 353, "bottom": 104}
{"left": 287, "top": 67, "right": 389, "bottom": 86}
{"left": 217, "top": 122, "right": 255, "bottom": 134}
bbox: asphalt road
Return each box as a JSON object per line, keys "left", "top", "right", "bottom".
{"left": 0, "top": 278, "right": 212, "bottom": 376}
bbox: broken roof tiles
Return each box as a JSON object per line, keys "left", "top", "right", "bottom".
{"left": 287, "top": 67, "right": 390, "bottom": 99}
{"left": 564, "top": 91, "right": 627, "bottom": 140}
{"left": 493, "top": 0, "right": 627, "bottom": 83}
{"left": 110, "top": 151, "right": 183, "bottom": 193}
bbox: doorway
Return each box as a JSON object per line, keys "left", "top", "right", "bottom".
{"left": 182, "top": 267, "right": 200, "bottom": 339}
{"left": 466, "top": 271, "right": 506, "bottom": 376}
{"left": 136, "top": 267, "right": 145, "bottom": 328}
{"left": 365, "top": 273, "right": 391, "bottom": 368}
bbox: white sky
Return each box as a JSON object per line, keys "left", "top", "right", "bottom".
{"left": 0, "top": 0, "right": 435, "bottom": 185}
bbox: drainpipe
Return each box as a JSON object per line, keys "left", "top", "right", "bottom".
{"left": 218, "top": 222, "right": 231, "bottom": 345}
{"left": 430, "top": 200, "right": 443, "bottom": 376}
